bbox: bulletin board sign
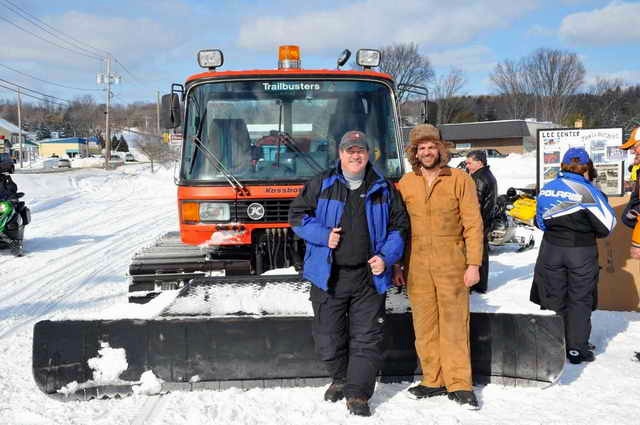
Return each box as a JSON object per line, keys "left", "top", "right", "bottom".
{"left": 537, "top": 127, "right": 627, "bottom": 196}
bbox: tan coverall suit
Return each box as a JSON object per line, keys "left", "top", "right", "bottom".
{"left": 398, "top": 166, "right": 483, "bottom": 392}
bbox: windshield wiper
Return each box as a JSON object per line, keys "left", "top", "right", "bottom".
{"left": 189, "top": 108, "right": 249, "bottom": 195}
{"left": 276, "top": 130, "right": 324, "bottom": 175}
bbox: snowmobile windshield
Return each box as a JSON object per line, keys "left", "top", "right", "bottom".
{"left": 181, "top": 78, "right": 402, "bottom": 183}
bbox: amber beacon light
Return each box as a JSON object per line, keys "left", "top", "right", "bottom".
{"left": 278, "top": 45, "right": 301, "bottom": 69}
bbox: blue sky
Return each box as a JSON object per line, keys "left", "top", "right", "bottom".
{"left": 0, "top": 0, "right": 639, "bottom": 105}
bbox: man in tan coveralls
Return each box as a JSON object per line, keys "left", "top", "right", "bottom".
{"left": 393, "top": 124, "right": 483, "bottom": 409}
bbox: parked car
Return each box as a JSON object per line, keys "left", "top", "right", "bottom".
{"left": 57, "top": 158, "right": 71, "bottom": 168}
{"left": 108, "top": 154, "right": 125, "bottom": 166}
{"left": 125, "top": 153, "right": 135, "bottom": 162}
{"left": 0, "top": 153, "right": 15, "bottom": 174}
{"left": 486, "top": 148, "right": 508, "bottom": 158}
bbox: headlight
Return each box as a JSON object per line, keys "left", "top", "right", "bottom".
{"left": 0, "top": 203, "right": 6, "bottom": 213}
{"left": 356, "top": 49, "right": 381, "bottom": 68}
{"left": 198, "top": 49, "right": 224, "bottom": 69}
{"left": 199, "top": 202, "right": 230, "bottom": 222}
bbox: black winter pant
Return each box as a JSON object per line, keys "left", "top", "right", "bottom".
{"left": 534, "top": 240, "right": 598, "bottom": 353}
{"left": 309, "top": 265, "right": 386, "bottom": 400}
{"left": 473, "top": 232, "right": 490, "bottom": 293}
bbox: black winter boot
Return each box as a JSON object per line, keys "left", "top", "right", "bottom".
{"left": 407, "top": 385, "right": 447, "bottom": 399}
{"left": 323, "top": 382, "right": 344, "bottom": 402}
{"left": 346, "top": 397, "right": 371, "bottom": 417}
{"left": 567, "top": 349, "right": 595, "bottom": 364}
{"left": 448, "top": 390, "right": 479, "bottom": 410}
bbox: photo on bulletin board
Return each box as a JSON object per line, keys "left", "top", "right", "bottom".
{"left": 594, "top": 161, "right": 624, "bottom": 197}
{"left": 537, "top": 127, "right": 625, "bottom": 193}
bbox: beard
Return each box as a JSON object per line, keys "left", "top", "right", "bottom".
{"left": 418, "top": 154, "right": 439, "bottom": 169}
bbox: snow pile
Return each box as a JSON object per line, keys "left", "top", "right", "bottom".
{"left": 71, "top": 157, "right": 105, "bottom": 168}
{"left": 165, "top": 282, "right": 314, "bottom": 316}
{"left": 88, "top": 342, "right": 129, "bottom": 384}
{"left": 488, "top": 153, "right": 537, "bottom": 193}
{"left": 132, "top": 370, "right": 163, "bottom": 396}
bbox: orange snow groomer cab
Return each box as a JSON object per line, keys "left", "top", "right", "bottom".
{"left": 130, "top": 46, "right": 425, "bottom": 301}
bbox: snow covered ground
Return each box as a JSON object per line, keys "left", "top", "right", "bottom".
{"left": 1, "top": 155, "right": 639, "bottom": 425}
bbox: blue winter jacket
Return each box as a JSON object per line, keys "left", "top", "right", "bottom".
{"left": 288, "top": 161, "right": 409, "bottom": 293}
{"left": 536, "top": 171, "right": 616, "bottom": 243}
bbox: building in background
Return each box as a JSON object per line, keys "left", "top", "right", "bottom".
{"left": 38, "top": 137, "right": 95, "bottom": 158}
{"left": 0, "top": 117, "right": 27, "bottom": 154}
{"left": 439, "top": 119, "right": 561, "bottom": 155}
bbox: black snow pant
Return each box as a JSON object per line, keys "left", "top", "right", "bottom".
{"left": 472, "top": 232, "right": 489, "bottom": 293}
{"left": 532, "top": 240, "right": 598, "bottom": 353}
{"left": 309, "top": 265, "right": 386, "bottom": 400}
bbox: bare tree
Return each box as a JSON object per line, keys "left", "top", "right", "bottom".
{"left": 490, "top": 59, "right": 532, "bottom": 119}
{"left": 136, "top": 134, "right": 177, "bottom": 173}
{"left": 378, "top": 42, "right": 434, "bottom": 101}
{"left": 490, "top": 48, "right": 585, "bottom": 123}
{"left": 431, "top": 68, "right": 467, "bottom": 124}
{"left": 525, "top": 48, "right": 585, "bottom": 123}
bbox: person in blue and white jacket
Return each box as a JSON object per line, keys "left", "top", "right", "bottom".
{"left": 288, "top": 130, "right": 408, "bottom": 417}
{"left": 531, "top": 147, "right": 616, "bottom": 365}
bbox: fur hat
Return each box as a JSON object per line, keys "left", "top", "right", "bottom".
{"left": 405, "top": 124, "right": 452, "bottom": 173}
{"left": 409, "top": 124, "right": 442, "bottom": 145}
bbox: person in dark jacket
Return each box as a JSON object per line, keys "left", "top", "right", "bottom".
{"left": 531, "top": 147, "right": 616, "bottom": 364}
{"left": 0, "top": 172, "right": 18, "bottom": 200}
{"left": 465, "top": 150, "right": 497, "bottom": 293}
{"left": 288, "top": 130, "right": 408, "bottom": 417}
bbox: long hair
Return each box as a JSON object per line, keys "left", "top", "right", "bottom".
{"left": 561, "top": 158, "right": 597, "bottom": 181}
{"left": 405, "top": 138, "right": 452, "bottom": 174}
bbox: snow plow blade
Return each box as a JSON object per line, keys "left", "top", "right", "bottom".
{"left": 33, "top": 283, "right": 565, "bottom": 400}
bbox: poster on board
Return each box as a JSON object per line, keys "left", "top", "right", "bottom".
{"left": 537, "top": 128, "right": 628, "bottom": 196}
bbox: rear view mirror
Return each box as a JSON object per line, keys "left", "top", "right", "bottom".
{"left": 160, "top": 94, "right": 181, "bottom": 129}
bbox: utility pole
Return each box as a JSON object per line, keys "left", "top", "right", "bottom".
{"left": 156, "top": 90, "right": 161, "bottom": 136}
{"left": 97, "top": 53, "right": 120, "bottom": 168}
{"left": 105, "top": 53, "right": 112, "bottom": 168}
{"left": 17, "top": 88, "right": 23, "bottom": 168}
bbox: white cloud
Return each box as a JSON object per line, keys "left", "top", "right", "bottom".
{"left": 428, "top": 45, "right": 496, "bottom": 72}
{"left": 237, "top": 0, "right": 537, "bottom": 52}
{"left": 559, "top": 1, "right": 640, "bottom": 45}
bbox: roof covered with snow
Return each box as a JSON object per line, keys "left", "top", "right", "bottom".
{"left": 0, "top": 117, "right": 22, "bottom": 133}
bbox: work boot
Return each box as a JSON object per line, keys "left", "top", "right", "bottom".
{"left": 346, "top": 397, "right": 371, "bottom": 417}
{"left": 448, "top": 390, "right": 480, "bottom": 410}
{"left": 323, "top": 382, "right": 344, "bottom": 402}
{"left": 407, "top": 384, "right": 447, "bottom": 399}
{"left": 567, "top": 349, "right": 595, "bottom": 364}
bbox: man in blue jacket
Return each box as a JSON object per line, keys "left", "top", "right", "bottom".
{"left": 289, "top": 130, "right": 408, "bottom": 417}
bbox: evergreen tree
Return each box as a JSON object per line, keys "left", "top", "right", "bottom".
{"left": 116, "top": 135, "right": 129, "bottom": 152}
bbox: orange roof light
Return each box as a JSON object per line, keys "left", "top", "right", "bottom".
{"left": 278, "top": 45, "right": 301, "bottom": 70}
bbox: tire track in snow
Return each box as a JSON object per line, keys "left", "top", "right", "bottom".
{"left": 0, "top": 169, "right": 177, "bottom": 339}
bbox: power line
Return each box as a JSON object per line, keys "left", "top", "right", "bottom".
{"left": 113, "top": 57, "right": 151, "bottom": 88}
{"left": 2, "top": 0, "right": 109, "bottom": 57}
{"left": 0, "top": 0, "right": 105, "bottom": 59}
{"left": 0, "top": 78, "right": 71, "bottom": 104}
{"left": 0, "top": 82, "right": 68, "bottom": 106}
{"left": 0, "top": 14, "right": 103, "bottom": 61}
{"left": 0, "top": 63, "right": 102, "bottom": 92}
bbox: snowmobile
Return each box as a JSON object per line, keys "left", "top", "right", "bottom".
{"left": 31, "top": 46, "right": 566, "bottom": 400}
{"left": 0, "top": 174, "right": 29, "bottom": 257}
{"left": 489, "top": 187, "right": 536, "bottom": 252}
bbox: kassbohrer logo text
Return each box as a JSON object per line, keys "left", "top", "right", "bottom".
{"left": 262, "top": 82, "right": 320, "bottom": 91}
